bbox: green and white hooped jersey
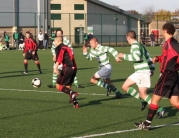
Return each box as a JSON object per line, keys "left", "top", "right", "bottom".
{"left": 124, "top": 42, "right": 155, "bottom": 72}
{"left": 83, "top": 44, "right": 118, "bottom": 67}
{"left": 51, "top": 37, "right": 73, "bottom": 56}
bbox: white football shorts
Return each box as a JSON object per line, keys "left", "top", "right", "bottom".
{"left": 128, "top": 71, "right": 151, "bottom": 88}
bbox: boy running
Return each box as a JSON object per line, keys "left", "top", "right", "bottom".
{"left": 54, "top": 36, "right": 79, "bottom": 108}
{"left": 134, "top": 23, "right": 179, "bottom": 130}
{"left": 82, "top": 37, "right": 123, "bottom": 98}
{"left": 47, "top": 29, "right": 83, "bottom": 88}
{"left": 118, "top": 30, "right": 165, "bottom": 118}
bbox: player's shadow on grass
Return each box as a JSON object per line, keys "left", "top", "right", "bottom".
{"left": 0, "top": 97, "right": 78, "bottom": 120}
{"left": 111, "top": 78, "right": 127, "bottom": 83}
{"left": 149, "top": 122, "right": 179, "bottom": 131}
{"left": 1, "top": 107, "right": 68, "bottom": 120}
{"left": 80, "top": 94, "right": 129, "bottom": 107}
{"left": 0, "top": 70, "right": 25, "bottom": 74}
{"left": 77, "top": 82, "right": 94, "bottom": 88}
{"left": 77, "top": 67, "right": 95, "bottom": 70}
{"left": 79, "top": 78, "right": 126, "bottom": 88}
{"left": 0, "top": 69, "right": 47, "bottom": 74}
{"left": 0, "top": 69, "right": 48, "bottom": 78}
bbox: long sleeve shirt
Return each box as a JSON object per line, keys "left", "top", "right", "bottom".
{"left": 83, "top": 44, "right": 118, "bottom": 67}
{"left": 124, "top": 41, "right": 155, "bottom": 72}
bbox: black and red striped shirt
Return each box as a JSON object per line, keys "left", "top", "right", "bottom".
{"left": 57, "top": 46, "right": 77, "bottom": 69}
{"left": 157, "top": 37, "right": 179, "bottom": 72}
{"left": 23, "top": 38, "right": 37, "bottom": 53}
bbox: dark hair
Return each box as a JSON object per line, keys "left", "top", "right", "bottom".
{"left": 26, "top": 31, "right": 30, "bottom": 34}
{"left": 56, "top": 29, "right": 63, "bottom": 35}
{"left": 162, "top": 23, "right": 175, "bottom": 35}
{"left": 90, "top": 37, "right": 98, "bottom": 42}
{"left": 3, "top": 31, "right": 6, "bottom": 37}
{"left": 126, "top": 30, "right": 136, "bottom": 39}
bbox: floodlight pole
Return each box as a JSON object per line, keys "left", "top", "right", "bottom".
{"left": 114, "top": 16, "right": 118, "bottom": 46}
{"left": 37, "top": 0, "right": 41, "bottom": 34}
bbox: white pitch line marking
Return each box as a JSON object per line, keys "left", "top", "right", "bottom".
{"left": 0, "top": 88, "right": 168, "bottom": 99}
{"left": 0, "top": 88, "right": 111, "bottom": 97}
{"left": 73, "top": 122, "right": 179, "bottom": 138}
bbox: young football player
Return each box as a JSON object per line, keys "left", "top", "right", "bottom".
{"left": 134, "top": 23, "right": 179, "bottom": 130}
{"left": 54, "top": 36, "right": 79, "bottom": 108}
{"left": 118, "top": 30, "right": 165, "bottom": 118}
{"left": 22, "top": 31, "right": 42, "bottom": 74}
{"left": 82, "top": 37, "right": 123, "bottom": 98}
{"left": 47, "top": 29, "right": 83, "bottom": 88}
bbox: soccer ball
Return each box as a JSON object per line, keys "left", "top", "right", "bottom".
{"left": 32, "top": 78, "right": 41, "bottom": 88}
{"left": 2, "top": 45, "right": 7, "bottom": 50}
{"left": 19, "top": 43, "right": 24, "bottom": 50}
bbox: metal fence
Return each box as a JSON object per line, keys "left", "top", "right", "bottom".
{"left": 0, "top": 12, "right": 179, "bottom": 47}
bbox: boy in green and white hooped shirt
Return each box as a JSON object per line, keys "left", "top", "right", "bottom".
{"left": 82, "top": 37, "right": 123, "bottom": 98}
{"left": 118, "top": 30, "right": 165, "bottom": 118}
{"left": 47, "top": 29, "right": 84, "bottom": 88}
{"left": 13, "top": 30, "right": 19, "bottom": 49}
{"left": 4, "top": 31, "right": 10, "bottom": 50}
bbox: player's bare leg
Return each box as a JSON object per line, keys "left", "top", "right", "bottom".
{"left": 169, "top": 96, "right": 179, "bottom": 109}
{"left": 123, "top": 78, "right": 165, "bottom": 114}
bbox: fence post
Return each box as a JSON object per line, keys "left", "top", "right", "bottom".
{"left": 69, "top": 13, "right": 71, "bottom": 42}
{"left": 114, "top": 15, "right": 118, "bottom": 46}
{"left": 101, "top": 14, "right": 102, "bottom": 44}
{"left": 157, "top": 15, "right": 158, "bottom": 45}
{"left": 109, "top": 35, "right": 110, "bottom": 46}
{"left": 34, "top": 13, "right": 37, "bottom": 39}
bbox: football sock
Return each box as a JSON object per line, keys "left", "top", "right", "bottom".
{"left": 145, "top": 104, "right": 158, "bottom": 125}
{"left": 96, "top": 80, "right": 109, "bottom": 89}
{"left": 73, "top": 76, "right": 78, "bottom": 86}
{"left": 143, "top": 95, "right": 151, "bottom": 104}
{"left": 58, "top": 85, "right": 75, "bottom": 95}
{"left": 127, "top": 87, "right": 140, "bottom": 100}
{"left": 24, "top": 62, "right": 28, "bottom": 72}
{"left": 142, "top": 95, "right": 164, "bottom": 113}
{"left": 109, "top": 85, "right": 122, "bottom": 95}
{"left": 36, "top": 62, "right": 41, "bottom": 71}
{"left": 157, "top": 106, "right": 164, "bottom": 113}
{"left": 97, "top": 80, "right": 122, "bottom": 95}
{"left": 52, "top": 74, "right": 57, "bottom": 86}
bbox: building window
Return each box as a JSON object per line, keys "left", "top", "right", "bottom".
{"left": 51, "top": 4, "right": 61, "bottom": 10}
{"left": 74, "top": 4, "right": 84, "bottom": 10}
{"left": 51, "top": 14, "right": 61, "bottom": 20}
{"left": 74, "top": 14, "right": 84, "bottom": 20}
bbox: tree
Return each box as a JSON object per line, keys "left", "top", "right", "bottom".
{"left": 173, "top": 9, "right": 179, "bottom": 15}
{"left": 171, "top": 9, "right": 179, "bottom": 20}
{"left": 142, "top": 5, "right": 155, "bottom": 21}
{"left": 127, "top": 10, "right": 141, "bottom": 15}
{"left": 154, "top": 9, "right": 172, "bottom": 21}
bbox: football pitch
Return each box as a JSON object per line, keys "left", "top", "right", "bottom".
{"left": 0, "top": 46, "right": 179, "bottom": 138}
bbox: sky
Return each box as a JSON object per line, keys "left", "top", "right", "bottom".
{"left": 100, "top": 0, "right": 179, "bottom": 13}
